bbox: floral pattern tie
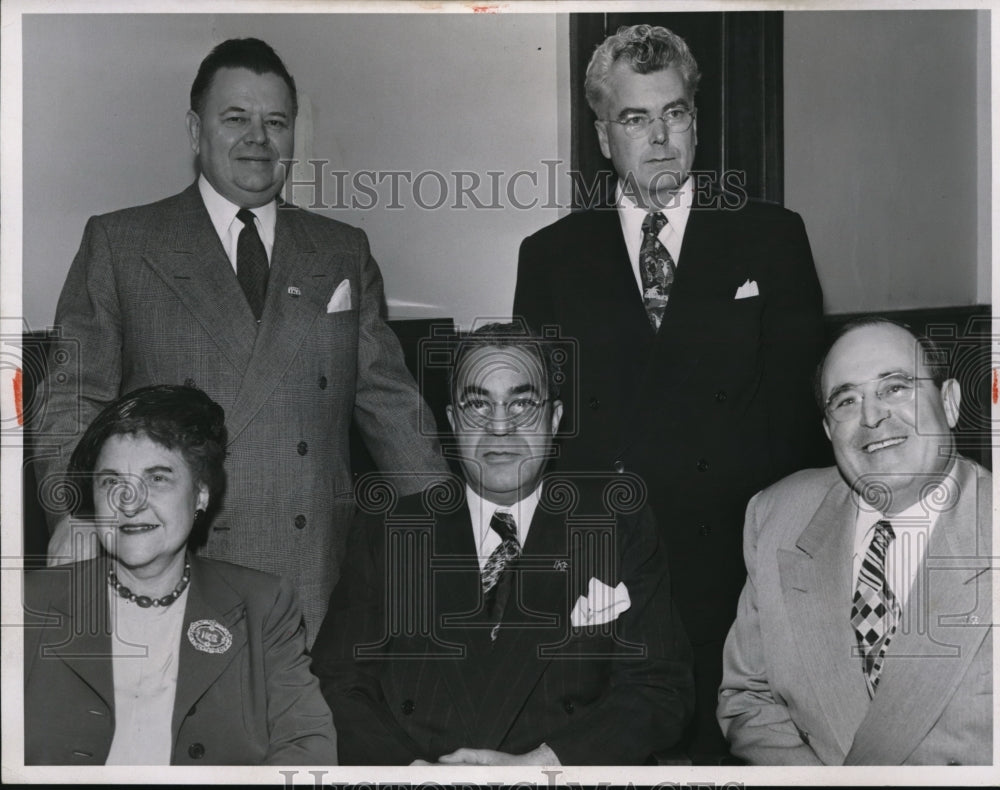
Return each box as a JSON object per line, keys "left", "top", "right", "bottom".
{"left": 639, "top": 211, "right": 676, "bottom": 332}
{"left": 481, "top": 511, "right": 520, "bottom": 642}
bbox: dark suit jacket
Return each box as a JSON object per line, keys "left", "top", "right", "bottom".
{"left": 718, "top": 458, "right": 993, "bottom": 765}
{"left": 34, "top": 183, "right": 446, "bottom": 642}
{"left": 24, "top": 555, "right": 337, "bottom": 765}
{"left": 514, "top": 200, "right": 827, "bottom": 648}
{"left": 311, "top": 475, "right": 694, "bottom": 765}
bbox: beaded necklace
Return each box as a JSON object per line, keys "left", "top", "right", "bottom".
{"left": 108, "top": 557, "right": 191, "bottom": 608}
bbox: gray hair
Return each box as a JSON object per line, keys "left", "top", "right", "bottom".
{"left": 584, "top": 24, "right": 701, "bottom": 116}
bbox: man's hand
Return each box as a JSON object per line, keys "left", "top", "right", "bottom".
{"left": 436, "top": 743, "right": 560, "bottom": 766}
{"left": 46, "top": 519, "right": 101, "bottom": 567}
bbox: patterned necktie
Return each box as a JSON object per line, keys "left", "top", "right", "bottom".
{"left": 850, "top": 519, "right": 901, "bottom": 697}
{"left": 481, "top": 510, "right": 520, "bottom": 642}
{"left": 236, "top": 208, "right": 269, "bottom": 320}
{"left": 639, "top": 211, "right": 676, "bottom": 332}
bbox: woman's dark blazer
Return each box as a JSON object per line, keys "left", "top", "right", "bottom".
{"left": 24, "top": 554, "right": 337, "bottom": 765}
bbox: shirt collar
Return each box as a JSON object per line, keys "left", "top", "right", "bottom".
{"left": 466, "top": 483, "right": 542, "bottom": 554}
{"left": 616, "top": 176, "right": 693, "bottom": 242}
{"left": 197, "top": 174, "right": 277, "bottom": 245}
{"left": 853, "top": 471, "right": 958, "bottom": 555}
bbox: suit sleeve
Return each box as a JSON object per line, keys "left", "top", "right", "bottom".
{"left": 760, "top": 211, "right": 830, "bottom": 474}
{"left": 350, "top": 230, "right": 448, "bottom": 493}
{"left": 259, "top": 576, "right": 339, "bottom": 764}
{"left": 513, "top": 232, "right": 554, "bottom": 335}
{"left": 311, "top": 510, "right": 428, "bottom": 765}
{"left": 717, "top": 491, "right": 823, "bottom": 764}
{"left": 33, "top": 216, "right": 124, "bottom": 531}
{"left": 543, "top": 505, "right": 696, "bottom": 764}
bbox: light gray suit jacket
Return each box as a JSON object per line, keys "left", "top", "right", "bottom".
{"left": 34, "top": 183, "right": 446, "bottom": 642}
{"left": 718, "top": 457, "right": 992, "bottom": 765}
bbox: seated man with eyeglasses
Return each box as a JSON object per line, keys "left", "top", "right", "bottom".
{"left": 718, "top": 317, "right": 992, "bottom": 765}
{"left": 312, "top": 322, "right": 694, "bottom": 765}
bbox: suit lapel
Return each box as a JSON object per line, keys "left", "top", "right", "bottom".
{"left": 430, "top": 503, "right": 484, "bottom": 732}
{"left": 844, "top": 460, "right": 992, "bottom": 764}
{"left": 45, "top": 558, "right": 115, "bottom": 711}
{"left": 475, "top": 505, "right": 568, "bottom": 748}
{"left": 139, "top": 183, "right": 258, "bottom": 372}
{"left": 224, "top": 206, "right": 341, "bottom": 442}
{"left": 171, "top": 556, "right": 248, "bottom": 737}
{"left": 778, "top": 481, "right": 871, "bottom": 757}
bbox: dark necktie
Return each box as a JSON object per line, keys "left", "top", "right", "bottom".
{"left": 481, "top": 510, "right": 521, "bottom": 642}
{"left": 236, "top": 208, "right": 269, "bottom": 320}
{"left": 850, "top": 519, "right": 901, "bottom": 697}
{"left": 639, "top": 211, "right": 676, "bottom": 332}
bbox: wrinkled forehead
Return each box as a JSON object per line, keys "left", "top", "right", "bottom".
{"left": 821, "top": 324, "right": 922, "bottom": 396}
{"left": 453, "top": 345, "right": 547, "bottom": 397}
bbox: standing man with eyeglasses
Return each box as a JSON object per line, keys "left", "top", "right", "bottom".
{"left": 313, "top": 323, "right": 694, "bottom": 765}
{"left": 513, "top": 24, "right": 827, "bottom": 762}
{"left": 718, "top": 318, "right": 992, "bottom": 765}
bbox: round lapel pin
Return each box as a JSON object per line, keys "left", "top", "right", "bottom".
{"left": 187, "top": 619, "right": 233, "bottom": 654}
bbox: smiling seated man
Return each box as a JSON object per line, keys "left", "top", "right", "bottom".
{"left": 717, "top": 317, "right": 992, "bottom": 765}
{"left": 312, "top": 322, "right": 694, "bottom": 765}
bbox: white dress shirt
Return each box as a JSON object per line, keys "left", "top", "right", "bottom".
{"left": 852, "top": 474, "right": 956, "bottom": 612}
{"left": 105, "top": 585, "right": 190, "bottom": 765}
{"left": 616, "top": 177, "right": 693, "bottom": 297}
{"left": 465, "top": 484, "right": 542, "bottom": 572}
{"left": 198, "top": 174, "right": 277, "bottom": 272}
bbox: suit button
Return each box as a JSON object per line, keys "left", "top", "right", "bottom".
{"left": 715, "top": 390, "right": 727, "bottom": 402}
{"left": 188, "top": 743, "right": 205, "bottom": 759}
{"left": 698, "top": 524, "right": 711, "bottom": 537}
{"left": 613, "top": 459, "right": 625, "bottom": 474}
{"left": 563, "top": 699, "right": 575, "bottom": 714}
{"left": 797, "top": 728, "right": 810, "bottom": 746}
{"left": 696, "top": 458, "right": 709, "bottom": 472}
{"left": 588, "top": 397, "right": 600, "bottom": 410}
{"left": 183, "top": 378, "right": 196, "bottom": 388}
{"left": 297, "top": 441, "right": 308, "bottom": 456}
{"left": 294, "top": 514, "right": 307, "bottom": 529}
{"left": 947, "top": 759, "right": 961, "bottom": 766}
{"left": 319, "top": 376, "right": 328, "bottom": 389}
{"left": 401, "top": 699, "right": 415, "bottom": 715}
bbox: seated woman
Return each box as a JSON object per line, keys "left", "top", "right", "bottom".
{"left": 24, "top": 384, "right": 337, "bottom": 765}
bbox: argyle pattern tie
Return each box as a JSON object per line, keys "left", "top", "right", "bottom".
{"left": 236, "top": 208, "right": 269, "bottom": 320}
{"left": 639, "top": 211, "right": 676, "bottom": 332}
{"left": 481, "top": 510, "right": 520, "bottom": 642}
{"left": 850, "top": 519, "right": 901, "bottom": 697}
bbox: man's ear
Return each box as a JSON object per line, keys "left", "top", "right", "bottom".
{"left": 595, "top": 120, "right": 611, "bottom": 160}
{"left": 445, "top": 404, "right": 456, "bottom": 433}
{"left": 550, "top": 399, "right": 564, "bottom": 435}
{"left": 185, "top": 110, "right": 201, "bottom": 154}
{"left": 940, "top": 378, "right": 962, "bottom": 428}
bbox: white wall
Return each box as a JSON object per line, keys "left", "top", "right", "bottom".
{"left": 22, "top": 13, "right": 571, "bottom": 330}
{"left": 784, "top": 10, "right": 989, "bottom": 314}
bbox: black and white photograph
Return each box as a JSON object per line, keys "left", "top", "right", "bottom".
{"left": 1, "top": 0, "right": 995, "bottom": 785}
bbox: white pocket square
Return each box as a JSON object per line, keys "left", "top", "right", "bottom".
{"left": 734, "top": 279, "right": 759, "bottom": 299}
{"left": 326, "top": 279, "right": 352, "bottom": 313}
{"left": 570, "top": 578, "right": 631, "bottom": 628}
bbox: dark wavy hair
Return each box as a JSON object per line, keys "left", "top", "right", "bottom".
{"left": 190, "top": 37, "right": 298, "bottom": 117}
{"left": 449, "top": 321, "right": 562, "bottom": 403}
{"left": 67, "top": 385, "right": 227, "bottom": 527}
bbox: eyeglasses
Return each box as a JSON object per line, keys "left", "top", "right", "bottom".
{"left": 824, "top": 373, "right": 919, "bottom": 423}
{"left": 456, "top": 396, "right": 548, "bottom": 427}
{"left": 602, "top": 107, "right": 696, "bottom": 139}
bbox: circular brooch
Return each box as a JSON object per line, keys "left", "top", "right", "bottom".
{"left": 187, "top": 619, "right": 233, "bottom": 654}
